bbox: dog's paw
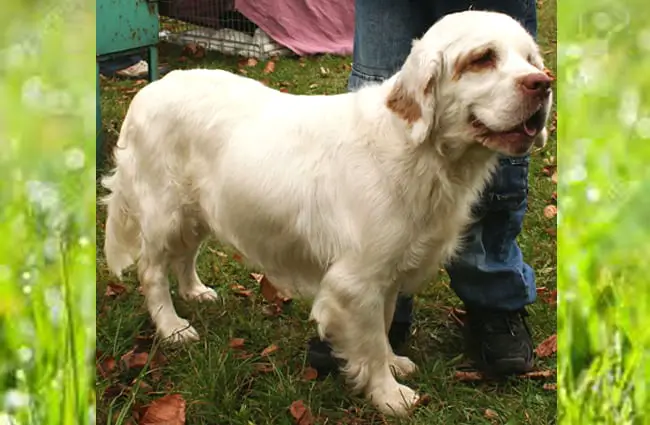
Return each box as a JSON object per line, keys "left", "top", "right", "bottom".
{"left": 389, "top": 354, "right": 418, "bottom": 378}
{"left": 158, "top": 319, "right": 200, "bottom": 343}
{"left": 368, "top": 383, "right": 420, "bottom": 417}
{"left": 180, "top": 284, "right": 219, "bottom": 302}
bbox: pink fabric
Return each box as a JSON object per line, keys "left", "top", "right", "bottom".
{"left": 234, "top": 0, "right": 354, "bottom": 56}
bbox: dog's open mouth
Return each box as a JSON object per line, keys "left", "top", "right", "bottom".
{"left": 470, "top": 107, "right": 545, "bottom": 140}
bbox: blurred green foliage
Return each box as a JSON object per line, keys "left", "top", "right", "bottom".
{"left": 0, "top": 0, "right": 96, "bottom": 424}
{"left": 558, "top": 0, "right": 650, "bottom": 423}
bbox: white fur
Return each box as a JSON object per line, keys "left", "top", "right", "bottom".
{"left": 101, "top": 11, "right": 551, "bottom": 416}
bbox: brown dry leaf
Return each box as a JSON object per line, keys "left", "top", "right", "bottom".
{"left": 246, "top": 58, "right": 258, "bottom": 67}
{"left": 535, "top": 334, "right": 557, "bottom": 358}
{"left": 105, "top": 282, "right": 127, "bottom": 297}
{"left": 250, "top": 273, "right": 264, "bottom": 283}
{"left": 96, "top": 352, "right": 117, "bottom": 378}
{"left": 259, "top": 275, "right": 278, "bottom": 302}
{"left": 229, "top": 338, "right": 246, "bottom": 349}
{"left": 543, "top": 68, "right": 555, "bottom": 80}
{"left": 231, "top": 284, "right": 253, "bottom": 297}
{"left": 545, "top": 227, "right": 557, "bottom": 237}
{"left": 263, "top": 60, "right": 276, "bottom": 74}
{"left": 543, "top": 205, "right": 557, "bottom": 219}
{"left": 261, "top": 344, "right": 279, "bottom": 356}
{"left": 140, "top": 393, "right": 186, "bottom": 425}
{"left": 254, "top": 363, "right": 276, "bottom": 373}
{"left": 519, "top": 369, "right": 555, "bottom": 379}
{"left": 484, "top": 409, "right": 499, "bottom": 419}
{"left": 543, "top": 383, "right": 557, "bottom": 391}
{"left": 280, "top": 88, "right": 289, "bottom": 93}
{"left": 289, "top": 400, "right": 314, "bottom": 425}
{"left": 551, "top": 171, "right": 558, "bottom": 184}
{"left": 121, "top": 349, "right": 149, "bottom": 369}
{"left": 302, "top": 367, "right": 318, "bottom": 381}
{"left": 544, "top": 289, "right": 558, "bottom": 305}
{"left": 454, "top": 371, "right": 484, "bottom": 381}
{"left": 233, "top": 253, "right": 244, "bottom": 263}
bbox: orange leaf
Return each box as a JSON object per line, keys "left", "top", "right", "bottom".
{"left": 289, "top": 400, "right": 314, "bottom": 425}
{"left": 229, "top": 338, "right": 245, "bottom": 349}
{"left": 96, "top": 352, "right": 116, "bottom": 378}
{"left": 543, "top": 383, "right": 557, "bottom": 391}
{"left": 105, "top": 282, "right": 127, "bottom": 297}
{"left": 254, "top": 363, "right": 275, "bottom": 373}
{"left": 259, "top": 275, "right": 278, "bottom": 302}
{"left": 263, "top": 60, "right": 276, "bottom": 74}
{"left": 246, "top": 58, "right": 258, "bottom": 67}
{"left": 543, "top": 205, "right": 557, "bottom": 219}
{"left": 519, "top": 369, "right": 555, "bottom": 379}
{"left": 535, "top": 334, "right": 557, "bottom": 358}
{"left": 140, "top": 393, "right": 186, "bottom": 425}
{"left": 484, "top": 409, "right": 499, "bottom": 419}
{"left": 302, "top": 367, "right": 318, "bottom": 381}
{"left": 121, "top": 349, "right": 149, "bottom": 369}
{"left": 261, "top": 344, "right": 279, "bottom": 356}
{"left": 454, "top": 371, "right": 484, "bottom": 381}
{"left": 231, "top": 284, "right": 253, "bottom": 297}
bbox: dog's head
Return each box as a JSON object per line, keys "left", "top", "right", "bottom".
{"left": 386, "top": 10, "right": 553, "bottom": 156}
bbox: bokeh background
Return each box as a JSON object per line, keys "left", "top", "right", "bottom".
{"left": 0, "top": 0, "right": 96, "bottom": 424}
{"left": 558, "top": 0, "right": 650, "bottom": 422}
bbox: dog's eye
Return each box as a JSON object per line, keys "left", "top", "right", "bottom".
{"left": 471, "top": 49, "right": 496, "bottom": 66}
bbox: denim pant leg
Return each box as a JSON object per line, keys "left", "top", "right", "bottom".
{"left": 445, "top": 0, "right": 539, "bottom": 311}
{"left": 348, "top": 0, "right": 446, "bottom": 325}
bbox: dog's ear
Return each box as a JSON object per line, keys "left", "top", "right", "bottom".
{"left": 386, "top": 39, "right": 442, "bottom": 146}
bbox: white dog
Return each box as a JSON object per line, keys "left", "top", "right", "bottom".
{"left": 102, "top": 10, "right": 552, "bottom": 416}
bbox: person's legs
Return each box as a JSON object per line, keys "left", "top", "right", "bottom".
{"left": 307, "top": 0, "right": 444, "bottom": 375}
{"left": 443, "top": 0, "right": 539, "bottom": 375}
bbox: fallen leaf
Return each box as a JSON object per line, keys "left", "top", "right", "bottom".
{"left": 229, "top": 338, "right": 246, "bottom": 349}
{"left": 280, "top": 88, "right": 289, "bottom": 93}
{"left": 551, "top": 171, "right": 558, "bottom": 184}
{"left": 543, "top": 68, "right": 556, "bottom": 80}
{"left": 454, "top": 370, "right": 484, "bottom": 381}
{"left": 551, "top": 192, "right": 557, "bottom": 203}
{"left": 484, "top": 409, "right": 499, "bottom": 419}
{"left": 250, "top": 273, "right": 264, "bottom": 283}
{"left": 234, "top": 351, "right": 254, "bottom": 360}
{"left": 545, "top": 227, "right": 557, "bottom": 237}
{"left": 535, "top": 334, "right": 557, "bottom": 358}
{"left": 254, "top": 363, "right": 275, "bottom": 373}
{"left": 543, "top": 205, "right": 557, "bottom": 219}
{"left": 319, "top": 66, "right": 329, "bottom": 75}
{"left": 519, "top": 369, "right": 555, "bottom": 379}
{"left": 261, "top": 344, "right": 279, "bottom": 356}
{"left": 544, "top": 289, "right": 558, "bottom": 305}
{"left": 132, "top": 378, "right": 153, "bottom": 392}
{"left": 183, "top": 42, "right": 205, "bottom": 58}
{"left": 246, "top": 58, "right": 258, "bottom": 67}
{"left": 121, "top": 349, "right": 149, "bottom": 369}
{"left": 543, "top": 383, "right": 557, "bottom": 391}
{"left": 140, "top": 393, "right": 186, "bottom": 425}
{"left": 263, "top": 60, "right": 276, "bottom": 74}
{"left": 105, "top": 282, "right": 127, "bottom": 297}
{"left": 289, "top": 400, "right": 314, "bottom": 425}
{"left": 302, "top": 367, "right": 318, "bottom": 381}
{"left": 96, "top": 352, "right": 117, "bottom": 378}
{"left": 233, "top": 253, "right": 243, "bottom": 263}
{"left": 231, "top": 284, "right": 253, "bottom": 297}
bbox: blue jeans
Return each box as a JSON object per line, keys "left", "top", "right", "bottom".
{"left": 349, "top": 0, "right": 538, "bottom": 320}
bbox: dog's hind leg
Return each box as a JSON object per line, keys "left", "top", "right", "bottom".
{"left": 138, "top": 210, "right": 199, "bottom": 343}
{"left": 169, "top": 220, "right": 218, "bottom": 302}
{"left": 311, "top": 259, "right": 420, "bottom": 417}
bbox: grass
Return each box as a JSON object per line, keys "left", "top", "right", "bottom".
{"left": 96, "top": 2, "right": 557, "bottom": 424}
{"left": 0, "top": 1, "right": 96, "bottom": 425}
{"left": 557, "top": 0, "right": 650, "bottom": 423}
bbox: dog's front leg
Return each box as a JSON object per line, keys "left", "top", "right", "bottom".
{"left": 311, "top": 261, "right": 420, "bottom": 417}
{"left": 384, "top": 287, "right": 417, "bottom": 379}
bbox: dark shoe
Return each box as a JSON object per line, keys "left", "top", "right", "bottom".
{"left": 465, "top": 307, "right": 534, "bottom": 376}
{"left": 307, "top": 322, "right": 412, "bottom": 376}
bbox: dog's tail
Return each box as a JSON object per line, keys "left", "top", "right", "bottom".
{"left": 101, "top": 132, "right": 141, "bottom": 277}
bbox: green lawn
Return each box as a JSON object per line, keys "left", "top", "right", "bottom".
{"left": 96, "top": 3, "right": 557, "bottom": 424}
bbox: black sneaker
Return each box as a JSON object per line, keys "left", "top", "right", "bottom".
{"left": 465, "top": 307, "right": 534, "bottom": 376}
{"left": 307, "top": 322, "right": 411, "bottom": 377}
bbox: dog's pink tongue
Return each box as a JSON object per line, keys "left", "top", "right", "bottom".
{"left": 523, "top": 119, "right": 538, "bottom": 137}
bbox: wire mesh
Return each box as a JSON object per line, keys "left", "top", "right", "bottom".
{"left": 157, "top": 0, "right": 291, "bottom": 59}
